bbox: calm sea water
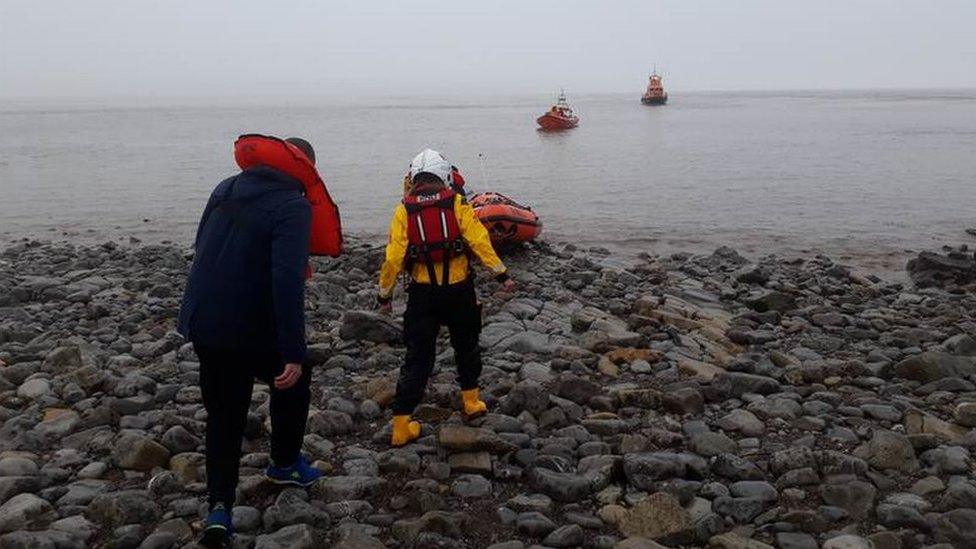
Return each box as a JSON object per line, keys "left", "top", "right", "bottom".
{"left": 2, "top": 91, "right": 974, "bottom": 272}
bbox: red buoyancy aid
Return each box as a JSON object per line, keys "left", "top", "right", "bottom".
{"left": 450, "top": 167, "right": 465, "bottom": 190}
{"left": 404, "top": 186, "right": 466, "bottom": 285}
{"left": 233, "top": 134, "right": 343, "bottom": 257}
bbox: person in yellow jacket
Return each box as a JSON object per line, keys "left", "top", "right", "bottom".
{"left": 379, "top": 149, "right": 515, "bottom": 447}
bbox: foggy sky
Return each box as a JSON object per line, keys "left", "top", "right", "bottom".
{"left": 2, "top": 0, "right": 975, "bottom": 100}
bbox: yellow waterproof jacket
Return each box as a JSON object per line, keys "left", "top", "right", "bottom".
{"left": 379, "top": 194, "right": 506, "bottom": 297}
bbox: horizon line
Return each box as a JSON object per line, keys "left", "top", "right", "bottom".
{"left": 2, "top": 85, "right": 975, "bottom": 107}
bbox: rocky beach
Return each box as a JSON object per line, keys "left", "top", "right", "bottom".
{"left": 1, "top": 236, "right": 975, "bottom": 549}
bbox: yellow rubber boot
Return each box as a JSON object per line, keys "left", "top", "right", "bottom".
{"left": 390, "top": 415, "right": 421, "bottom": 447}
{"left": 461, "top": 388, "right": 487, "bottom": 419}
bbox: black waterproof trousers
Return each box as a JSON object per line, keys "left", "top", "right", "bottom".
{"left": 194, "top": 344, "right": 312, "bottom": 510}
{"left": 392, "top": 279, "right": 483, "bottom": 415}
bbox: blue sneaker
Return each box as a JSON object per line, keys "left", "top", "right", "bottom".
{"left": 199, "top": 503, "right": 233, "bottom": 548}
{"left": 265, "top": 455, "right": 323, "bottom": 487}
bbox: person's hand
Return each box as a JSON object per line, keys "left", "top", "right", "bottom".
{"left": 274, "top": 363, "right": 302, "bottom": 390}
{"left": 501, "top": 278, "right": 516, "bottom": 292}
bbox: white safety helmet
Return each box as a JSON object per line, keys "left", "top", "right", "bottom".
{"left": 409, "top": 148, "right": 453, "bottom": 184}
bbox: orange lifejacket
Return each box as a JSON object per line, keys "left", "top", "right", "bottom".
{"left": 233, "top": 134, "right": 343, "bottom": 258}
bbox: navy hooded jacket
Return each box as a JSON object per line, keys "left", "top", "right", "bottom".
{"left": 178, "top": 166, "right": 311, "bottom": 364}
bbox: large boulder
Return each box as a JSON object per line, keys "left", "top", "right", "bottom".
{"left": 618, "top": 492, "right": 691, "bottom": 541}
{"left": 112, "top": 431, "right": 170, "bottom": 471}
{"left": 711, "top": 372, "right": 780, "bottom": 398}
{"left": 42, "top": 346, "right": 83, "bottom": 373}
{"left": 312, "top": 476, "right": 386, "bottom": 502}
{"left": 623, "top": 452, "right": 708, "bottom": 490}
{"left": 856, "top": 430, "right": 919, "bottom": 473}
{"left": 438, "top": 425, "right": 517, "bottom": 454}
{"left": 888, "top": 352, "right": 976, "bottom": 383}
{"left": 934, "top": 508, "right": 976, "bottom": 548}
{"left": 528, "top": 468, "right": 593, "bottom": 503}
{"left": 85, "top": 490, "right": 160, "bottom": 528}
{"left": 254, "top": 524, "right": 320, "bottom": 549}
{"left": 907, "top": 250, "right": 976, "bottom": 288}
{"left": 339, "top": 311, "right": 402, "bottom": 344}
{"left": 0, "top": 493, "right": 56, "bottom": 534}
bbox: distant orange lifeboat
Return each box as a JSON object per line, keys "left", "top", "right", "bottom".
{"left": 470, "top": 192, "right": 542, "bottom": 245}
{"left": 537, "top": 90, "right": 579, "bottom": 131}
{"left": 641, "top": 69, "right": 668, "bottom": 105}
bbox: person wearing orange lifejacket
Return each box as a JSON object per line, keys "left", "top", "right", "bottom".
{"left": 178, "top": 135, "right": 340, "bottom": 547}
{"left": 379, "top": 148, "right": 515, "bottom": 447}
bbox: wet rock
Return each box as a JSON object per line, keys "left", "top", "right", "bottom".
{"left": 516, "top": 511, "right": 555, "bottom": 537}
{"left": 716, "top": 409, "right": 764, "bottom": 437}
{"left": 438, "top": 425, "right": 517, "bottom": 454}
{"left": 339, "top": 311, "right": 401, "bottom": 344}
{"left": 712, "top": 495, "right": 768, "bottom": 522}
{"left": 42, "top": 346, "right": 83, "bottom": 373}
{"left": 85, "top": 490, "right": 159, "bottom": 528}
{"left": 447, "top": 452, "right": 492, "bottom": 475}
{"left": 821, "top": 480, "right": 876, "bottom": 520}
{"left": 16, "top": 378, "right": 51, "bottom": 399}
{"left": 690, "top": 431, "right": 737, "bottom": 457}
{"left": 0, "top": 493, "right": 57, "bottom": 533}
{"left": 875, "top": 503, "right": 928, "bottom": 530}
{"left": 0, "top": 457, "right": 38, "bottom": 477}
{"left": 905, "top": 409, "right": 970, "bottom": 443}
{"left": 263, "top": 489, "right": 330, "bottom": 530}
{"left": 333, "top": 529, "right": 386, "bottom": 549}
{"left": 160, "top": 425, "right": 200, "bottom": 454}
{"left": 662, "top": 388, "right": 704, "bottom": 415}
{"left": 707, "top": 533, "right": 774, "bottom": 548}
{"left": 618, "top": 492, "right": 691, "bottom": 541}
{"left": 391, "top": 511, "right": 467, "bottom": 543}
{"left": 712, "top": 453, "right": 765, "bottom": 481}
{"left": 889, "top": 351, "right": 976, "bottom": 383}
{"left": 254, "top": 524, "right": 320, "bottom": 549}
{"left": 528, "top": 467, "right": 592, "bottom": 503}
{"left": 775, "top": 532, "right": 818, "bottom": 549}
{"left": 313, "top": 476, "right": 387, "bottom": 502}
{"left": 711, "top": 372, "right": 780, "bottom": 397}
{"left": 451, "top": 474, "right": 492, "bottom": 498}
{"left": 555, "top": 375, "right": 602, "bottom": 404}
{"left": 499, "top": 380, "right": 550, "bottom": 416}
{"left": 0, "top": 530, "right": 79, "bottom": 548}
{"left": 857, "top": 429, "right": 919, "bottom": 473}
{"left": 907, "top": 250, "right": 976, "bottom": 288}
{"left": 820, "top": 535, "right": 874, "bottom": 549}
{"left": 934, "top": 508, "right": 976, "bottom": 547}
{"left": 113, "top": 431, "right": 170, "bottom": 471}
{"left": 544, "top": 524, "right": 584, "bottom": 547}
{"left": 745, "top": 291, "right": 796, "bottom": 313}
{"left": 624, "top": 452, "right": 707, "bottom": 489}
{"left": 613, "top": 538, "right": 670, "bottom": 549}
{"left": 954, "top": 402, "right": 976, "bottom": 427}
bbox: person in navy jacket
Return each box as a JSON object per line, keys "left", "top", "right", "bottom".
{"left": 178, "top": 137, "right": 323, "bottom": 547}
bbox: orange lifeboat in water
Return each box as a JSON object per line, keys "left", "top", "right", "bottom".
{"left": 536, "top": 90, "right": 579, "bottom": 130}
{"left": 470, "top": 192, "right": 542, "bottom": 246}
{"left": 641, "top": 69, "right": 668, "bottom": 105}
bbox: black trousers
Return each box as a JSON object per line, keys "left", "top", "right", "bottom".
{"left": 194, "top": 343, "right": 312, "bottom": 509}
{"left": 392, "top": 280, "right": 483, "bottom": 415}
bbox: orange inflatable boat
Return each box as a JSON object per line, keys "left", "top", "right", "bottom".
{"left": 470, "top": 192, "right": 542, "bottom": 245}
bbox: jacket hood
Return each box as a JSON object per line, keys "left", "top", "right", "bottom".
{"left": 217, "top": 166, "right": 304, "bottom": 203}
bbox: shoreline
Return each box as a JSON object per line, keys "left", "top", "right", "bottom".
{"left": 4, "top": 224, "right": 971, "bottom": 282}
{"left": 0, "top": 237, "right": 974, "bottom": 547}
